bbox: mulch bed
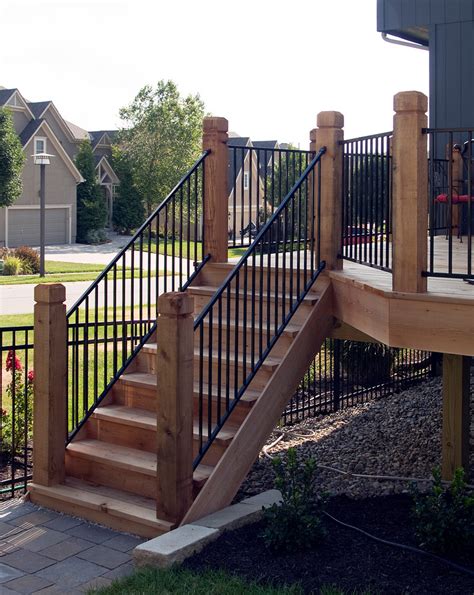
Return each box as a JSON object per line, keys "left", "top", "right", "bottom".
{"left": 184, "top": 494, "right": 474, "bottom": 594}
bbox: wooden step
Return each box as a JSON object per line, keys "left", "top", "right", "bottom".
{"left": 66, "top": 439, "right": 213, "bottom": 499}
{"left": 87, "top": 404, "right": 236, "bottom": 465}
{"left": 28, "top": 479, "right": 174, "bottom": 538}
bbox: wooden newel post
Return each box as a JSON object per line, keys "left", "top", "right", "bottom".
{"left": 33, "top": 283, "right": 67, "bottom": 486}
{"left": 202, "top": 116, "right": 229, "bottom": 263}
{"left": 449, "top": 145, "right": 464, "bottom": 236}
{"left": 156, "top": 292, "right": 194, "bottom": 523}
{"left": 311, "top": 111, "right": 344, "bottom": 270}
{"left": 392, "top": 91, "right": 428, "bottom": 293}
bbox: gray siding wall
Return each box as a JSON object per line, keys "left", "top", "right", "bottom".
{"left": 0, "top": 139, "right": 77, "bottom": 246}
{"left": 11, "top": 109, "right": 31, "bottom": 135}
{"left": 42, "top": 109, "right": 78, "bottom": 159}
{"left": 378, "top": 0, "right": 474, "bottom": 30}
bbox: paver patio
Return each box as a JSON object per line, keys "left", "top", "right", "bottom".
{"left": 0, "top": 498, "right": 142, "bottom": 593}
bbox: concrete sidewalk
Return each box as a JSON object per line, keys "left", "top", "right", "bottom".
{"left": 0, "top": 499, "right": 142, "bottom": 593}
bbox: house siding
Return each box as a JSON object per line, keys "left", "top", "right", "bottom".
{"left": 41, "top": 108, "right": 77, "bottom": 159}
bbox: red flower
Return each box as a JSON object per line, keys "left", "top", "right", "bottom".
{"left": 0, "top": 408, "right": 7, "bottom": 418}
{"left": 27, "top": 370, "right": 35, "bottom": 383}
{"left": 5, "top": 351, "right": 22, "bottom": 373}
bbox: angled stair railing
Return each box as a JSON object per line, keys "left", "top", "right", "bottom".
{"left": 192, "top": 146, "right": 327, "bottom": 468}
{"left": 66, "top": 151, "right": 210, "bottom": 441}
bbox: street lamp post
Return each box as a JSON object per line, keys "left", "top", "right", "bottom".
{"left": 33, "top": 153, "right": 54, "bottom": 277}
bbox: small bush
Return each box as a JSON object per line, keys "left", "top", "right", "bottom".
{"left": 341, "top": 340, "right": 396, "bottom": 387}
{"left": 262, "top": 447, "right": 327, "bottom": 552}
{"left": 14, "top": 245, "right": 40, "bottom": 274}
{"left": 3, "top": 255, "right": 22, "bottom": 275}
{"left": 411, "top": 467, "right": 474, "bottom": 553}
{"left": 84, "top": 228, "right": 108, "bottom": 244}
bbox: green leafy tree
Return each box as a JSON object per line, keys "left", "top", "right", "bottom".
{"left": 118, "top": 80, "right": 205, "bottom": 215}
{"left": 75, "top": 140, "right": 107, "bottom": 242}
{"left": 0, "top": 107, "right": 25, "bottom": 207}
{"left": 111, "top": 147, "right": 145, "bottom": 234}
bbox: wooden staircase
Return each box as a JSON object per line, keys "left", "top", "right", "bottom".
{"left": 29, "top": 263, "right": 333, "bottom": 537}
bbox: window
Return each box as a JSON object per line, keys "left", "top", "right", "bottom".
{"left": 243, "top": 172, "right": 249, "bottom": 190}
{"left": 34, "top": 137, "right": 46, "bottom": 155}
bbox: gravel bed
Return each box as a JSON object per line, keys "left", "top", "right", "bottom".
{"left": 237, "top": 375, "right": 474, "bottom": 501}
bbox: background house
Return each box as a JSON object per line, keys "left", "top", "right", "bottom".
{"left": 0, "top": 87, "right": 119, "bottom": 247}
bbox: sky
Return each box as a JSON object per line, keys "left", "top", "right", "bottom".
{"left": 1, "top": 0, "right": 429, "bottom": 147}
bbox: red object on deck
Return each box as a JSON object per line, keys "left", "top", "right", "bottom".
{"left": 435, "top": 193, "right": 474, "bottom": 204}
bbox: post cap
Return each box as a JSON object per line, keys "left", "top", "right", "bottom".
{"left": 34, "top": 283, "right": 66, "bottom": 304}
{"left": 158, "top": 292, "right": 194, "bottom": 316}
{"left": 317, "top": 111, "right": 344, "bottom": 129}
{"left": 203, "top": 117, "right": 229, "bottom": 133}
{"left": 394, "top": 91, "right": 427, "bottom": 113}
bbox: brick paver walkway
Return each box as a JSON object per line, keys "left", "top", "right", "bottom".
{"left": 0, "top": 499, "right": 143, "bottom": 593}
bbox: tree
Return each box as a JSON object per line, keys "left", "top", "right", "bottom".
{"left": 0, "top": 107, "right": 25, "bottom": 207}
{"left": 111, "top": 146, "right": 145, "bottom": 234}
{"left": 75, "top": 140, "right": 107, "bottom": 242}
{"left": 118, "top": 80, "right": 205, "bottom": 215}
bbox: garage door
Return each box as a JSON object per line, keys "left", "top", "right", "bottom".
{"left": 8, "top": 208, "right": 68, "bottom": 247}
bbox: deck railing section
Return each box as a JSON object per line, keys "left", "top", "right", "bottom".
{"left": 66, "top": 152, "right": 209, "bottom": 441}
{"left": 192, "top": 147, "right": 327, "bottom": 468}
{"left": 0, "top": 325, "right": 34, "bottom": 498}
{"left": 227, "top": 145, "right": 313, "bottom": 248}
{"left": 425, "top": 128, "right": 473, "bottom": 279}
{"left": 340, "top": 132, "right": 393, "bottom": 271}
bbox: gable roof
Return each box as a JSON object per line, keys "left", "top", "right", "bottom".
{"left": 19, "top": 118, "right": 45, "bottom": 146}
{"left": 95, "top": 155, "right": 120, "bottom": 184}
{"left": 20, "top": 119, "right": 84, "bottom": 184}
{"left": 89, "top": 130, "right": 117, "bottom": 149}
{"left": 28, "top": 101, "right": 51, "bottom": 119}
{"left": 65, "top": 120, "right": 90, "bottom": 141}
{"left": 0, "top": 88, "right": 16, "bottom": 105}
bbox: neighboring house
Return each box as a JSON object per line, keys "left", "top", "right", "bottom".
{"left": 0, "top": 87, "right": 120, "bottom": 247}
{"left": 227, "top": 134, "right": 278, "bottom": 240}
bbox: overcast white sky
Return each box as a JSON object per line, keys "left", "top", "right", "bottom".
{"left": 1, "top": 0, "right": 429, "bottom": 146}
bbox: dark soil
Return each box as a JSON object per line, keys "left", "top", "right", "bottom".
{"left": 184, "top": 495, "right": 474, "bottom": 594}
{"left": 0, "top": 447, "right": 32, "bottom": 499}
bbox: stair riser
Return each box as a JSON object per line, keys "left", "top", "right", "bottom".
{"left": 65, "top": 453, "right": 157, "bottom": 499}
{"left": 28, "top": 490, "right": 163, "bottom": 539}
{"left": 195, "top": 324, "right": 294, "bottom": 357}
{"left": 195, "top": 359, "right": 274, "bottom": 391}
{"left": 87, "top": 418, "right": 229, "bottom": 466}
{"left": 112, "top": 380, "right": 253, "bottom": 424}
{"left": 195, "top": 265, "right": 317, "bottom": 293}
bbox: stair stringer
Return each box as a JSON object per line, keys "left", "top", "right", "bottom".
{"left": 181, "top": 281, "right": 335, "bottom": 524}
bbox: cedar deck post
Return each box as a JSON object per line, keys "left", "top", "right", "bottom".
{"left": 441, "top": 353, "right": 470, "bottom": 481}
{"left": 202, "top": 117, "right": 229, "bottom": 263}
{"left": 392, "top": 91, "right": 428, "bottom": 292}
{"left": 310, "top": 111, "right": 344, "bottom": 270}
{"left": 33, "top": 283, "right": 67, "bottom": 486}
{"left": 156, "top": 292, "right": 194, "bottom": 523}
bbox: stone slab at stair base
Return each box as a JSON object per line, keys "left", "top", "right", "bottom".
{"left": 133, "top": 489, "right": 282, "bottom": 568}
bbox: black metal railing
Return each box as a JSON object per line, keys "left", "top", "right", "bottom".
{"left": 341, "top": 132, "right": 393, "bottom": 271}
{"left": 192, "top": 147, "right": 327, "bottom": 468}
{"left": 66, "top": 152, "right": 209, "bottom": 441}
{"left": 0, "top": 325, "right": 34, "bottom": 499}
{"left": 425, "top": 128, "right": 474, "bottom": 278}
{"left": 227, "top": 144, "right": 314, "bottom": 249}
{"left": 282, "top": 339, "right": 435, "bottom": 425}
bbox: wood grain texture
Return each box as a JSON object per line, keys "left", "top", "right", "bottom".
{"left": 181, "top": 282, "right": 334, "bottom": 524}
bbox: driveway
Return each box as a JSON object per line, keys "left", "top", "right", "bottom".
{"left": 44, "top": 233, "right": 129, "bottom": 266}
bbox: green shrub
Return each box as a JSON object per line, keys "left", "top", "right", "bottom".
{"left": 84, "top": 228, "right": 108, "bottom": 244}
{"left": 262, "top": 447, "right": 327, "bottom": 552}
{"left": 3, "top": 255, "right": 22, "bottom": 275}
{"left": 14, "top": 246, "right": 40, "bottom": 274}
{"left": 341, "top": 340, "right": 396, "bottom": 387}
{"left": 411, "top": 467, "right": 474, "bottom": 553}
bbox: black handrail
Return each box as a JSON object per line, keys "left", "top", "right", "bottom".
{"left": 66, "top": 151, "right": 210, "bottom": 441}
{"left": 192, "top": 147, "right": 327, "bottom": 468}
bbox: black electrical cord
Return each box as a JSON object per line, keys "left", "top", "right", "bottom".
{"left": 323, "top": 511, "right": 474, "bottom": 578}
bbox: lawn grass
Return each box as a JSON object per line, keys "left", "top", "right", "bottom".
{"left": 0, "top": 260, "right": 164, "bottom": 285}
{"left": 89, "top": 567, "right": 304, "bottom": 595}
{"left": 143, "top": 238, "right": 246, "bottom": 260}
